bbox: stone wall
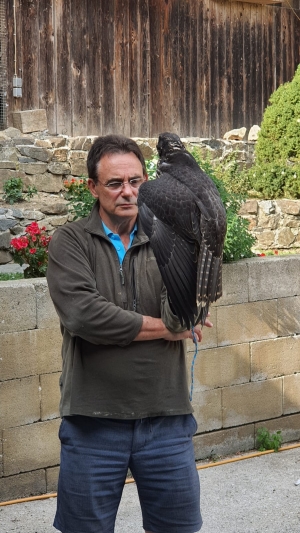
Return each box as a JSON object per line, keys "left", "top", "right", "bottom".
{"left": 1, "top": 255, "right": 300, "bottom": 501}
{"left": 0, "top": 128, "right": 300, "bottom": 264}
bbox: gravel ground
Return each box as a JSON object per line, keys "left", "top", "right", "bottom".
{"left": 1, "top": 448, "right": 300, "bottom": 533}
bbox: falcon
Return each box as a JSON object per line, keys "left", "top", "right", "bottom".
{"left": 137, "top": 132, "right": 227, "bottom": 330}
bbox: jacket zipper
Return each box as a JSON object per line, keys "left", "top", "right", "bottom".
{"left": 132, "top": 258, "right": 137, "bottom": 312}
{"left": 119, "top": 263, "right": 125, "bottom": 285}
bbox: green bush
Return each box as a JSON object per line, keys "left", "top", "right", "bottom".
{"left": 248, "top": 64, "right": 300, "bottom": 198}
{"left": 256, "top": 427, "right": 282, "bottom": 453}
{"left": 64, "top": 177, "right": 95, "bottom": 219}
{"left": 3, "top": 177, "right": 37, "bottom": 204}
{"left": 190, "top": 149, "right": 255, "bottom": 262}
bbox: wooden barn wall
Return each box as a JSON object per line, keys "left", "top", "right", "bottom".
{"left": 5, "top": 0, "right": 300, "bottom": 138}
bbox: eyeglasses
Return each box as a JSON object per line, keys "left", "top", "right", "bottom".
{"left": 98, "top": 177, "right": 144, "bottom": 192}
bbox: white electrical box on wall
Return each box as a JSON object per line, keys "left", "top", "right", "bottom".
{"left": 13, "top": 76, "right": 22, "bottom": 98}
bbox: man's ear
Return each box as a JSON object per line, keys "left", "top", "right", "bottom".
{"left": 144, "top": 173, "right": 148, "bottom": 182}
{"left": 87, "top": 179, "right": 99, "bottom": 199}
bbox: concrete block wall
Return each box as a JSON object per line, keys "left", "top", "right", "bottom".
{"left": 1, "top": 255, "right": 300, "bottom": 501}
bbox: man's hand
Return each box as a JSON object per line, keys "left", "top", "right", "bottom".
{"left": 134, "top": 313, "right": 213, "bottom": 342}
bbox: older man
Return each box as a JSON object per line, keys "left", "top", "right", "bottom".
{"left": 47, "top": 134, "right": 209, "bottom": 533}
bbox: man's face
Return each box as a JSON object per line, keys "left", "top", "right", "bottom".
{"left": 88, "top": 152, "right": 147, "bottom": 226}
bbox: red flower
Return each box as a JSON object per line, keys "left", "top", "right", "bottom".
{"left": 29, "top": 248, "right": 37, "bottom": 254}
{"left": 274, "top": 250, "right": 279, "bottom": 255}
{"left": 259, "top": 253, "right": 266, "bottom": 257}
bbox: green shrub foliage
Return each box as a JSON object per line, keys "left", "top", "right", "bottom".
{"left": 249, "top": 64, "right": 300, "bottom": 198}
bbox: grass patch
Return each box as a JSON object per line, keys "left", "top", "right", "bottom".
{"left": 0, "top": 272, "right": 24, "bottom": 281}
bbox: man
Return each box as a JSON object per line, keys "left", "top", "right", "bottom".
{"left": 47, "top": 134, "right": 210, "bottom": 533}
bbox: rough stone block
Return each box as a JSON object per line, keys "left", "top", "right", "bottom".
{"left": 0, "top": 146, "right": 19, "bottom": 162}
{"left": 68, "top": 136, "right": 86, "bottom": 150}
{"left": 217, "top": 300, "right": 277, "bottom": 346}
{"left": 47, "top": 161, "right": 70, "bottom": 175}
{"left": 283, "top": 374, "right": 300, "bottom": 415}
{"left": 255, "top": 413, "right": 300, "bottom": 444}
{"left": 222, "top": 379, "right": 283, "bottom": 427}
{"left": 52, "top": 148, "right": 68, "bottom": 162}
{"left": 192, "top": 389, "right": 222, "bottom": 432}
{"left": 0, "top": 170, "right": 26, "bottom": 193}
{"left": 3, "top": 418, "right": 60, "bottom": 475}
{"left": 12, "top": 109, "right": 48, "bottom": 133}
{"left": 0, "top": 230, "right": 11, "bottom": 249}
{"left": 35, "top": 139, "right": 52, "bottom": 148}
{"left": 46, "top": 466, "right": 60, "bottom": 492}
{"left": 0, "top": 219, "right": 18, "bottom": 231}
{"left": 248, "top": 256, "right": 300, "bottom": 301}
{"left": 193, "top": 424, "right": 255, "bottom": 461}
{"left": 251, "top": 336, "right": 300, "bottom": 381}
{"left": 47, "top": 136, "right": 66, "bottom": 148}
{"left": 22, "top": 209, "right": 44, "bottom": 221}
{"left": 40, "top": 373, "right": 60, "bottom": 420}
{"left": 0, "top": 281, "right": 36, "bottom": 333}
{"left": 0, "top": 469, "right": 46, "bottom": 502}
{"left": 215, "top": 261, "right": 249, "bottom": 306}
{"left": 16, "top": 145, "right": 53, "bottom": 162}
{"left": 0, "top": 327, "right": 62, "bottom": 381}
{"left": 255, "top": 230, "right": 275, "bottom": 247}
{"left": 0, "top": 376, "right": 40, "bottom": 429}
{"left": 40, "top": 203, "right": 68, "bottom": 216}
{"left": 44, "top": 215, "right": 68, "bottom": 227}
{"left": 23, "top": 173, "right": 64, "bottom": 193}
{"left": 19, "top": 162, "right": 48, "bottom": 174}
{"left": 0, "top": 250, "right": 13, "bottom": 264}
{"left": 278, "top": 296, "right": 300, "bottom": 336}
{"left": 189, "top": 343, "right": 250, "bottom": 391}
{"left": 0, "top": 161, "right": 17, "bottom": 169}
{"left": 69, "top": 150, "right": 88, "bottom": 176}
{"left": 239, "top": 200, "right": 258, "bottom": 215}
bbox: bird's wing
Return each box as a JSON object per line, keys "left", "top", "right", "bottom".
{"left": 138, "top": 178, "right": 199, "bottom": 328}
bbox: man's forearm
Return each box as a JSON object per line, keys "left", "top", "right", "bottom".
{"left": 134, "top": 316, "right": 203, "bottom": 342}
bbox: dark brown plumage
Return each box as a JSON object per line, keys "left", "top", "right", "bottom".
{"left": 137, "top": 132, "right": 227, "bottom": 330}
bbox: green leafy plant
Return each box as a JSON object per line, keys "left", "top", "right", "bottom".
{"left": 247, "top": 64, "right": 300, "bottom": 198}
{"left": 0, "top": 272, "right": 24, "bottom": 281}
{"left": 64, "top": 177, "right": 95, "bottom": 219}
{"left": 256, "top": 427, "right": 283, "bottom": 453}
{"left": 3, "top": 177, "right": 37, "bottom": 204}
{"left": 146, "top": 156, "right": 159, "bottom": 180}
{"left": 190, "top": 149, "right": 256, "bottom": 262}
{"left": 10, "top": 222, "right": 52, "bottom": 278}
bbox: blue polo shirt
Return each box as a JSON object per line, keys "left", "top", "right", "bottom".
{"left": 102, "top": 222, "right": 137, "bottom": 263}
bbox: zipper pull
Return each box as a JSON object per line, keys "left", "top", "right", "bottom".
{"left": 119, "top": 264, "right": 125, "bottom": 285}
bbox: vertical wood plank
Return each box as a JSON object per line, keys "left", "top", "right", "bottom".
{"left": 231, "top": 1, "right": 244, "bottom": 129}
{"left": 55, "top": 0, "right": 71, "bottom": 135}
{"left": 138, "top": 0, "right": 150, "bottom": 137}
{"left": 21, "top": 0, "right": 39, "bottom": 111}
{"left": 210, "top": 0, "right": 219, "bottom": 138}
{"left": 274, "top": 5, "right": 282, "bottom": 89}
{"left": 243, "top": 2, "right": 251, "bottom": 131}
{"left": 148, "top": 0, "right": 162, "bottom": 137}
{"left": 38, "top": 0, "right": 55, "bottom": 133}
{"left": 100, "top": 0, "right": 116, "bottom": 134}
{"left": 188, "top": 0, "right": 198, "bottom": 136}
{"left": 115, "top": 0, "right": 129, "bottom": 136}
{"left": 255, "top": 5, "right": 263, "bottom": 125}
{"left": 86, "top": 1, "right": 102, "bottom": 136}
{"left": 129, "top": 0, "right": 141, "bottom": 136}
{"left": 202, "top": 0, "right": 211, "bottom": 137}
{"left": 70, "top": 0, "right": 87, "bottom": 136}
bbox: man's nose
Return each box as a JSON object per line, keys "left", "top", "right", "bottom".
{"left": 121, "top": 181, "right": 133, "bottom": 194}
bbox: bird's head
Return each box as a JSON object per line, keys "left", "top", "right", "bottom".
{"left": 157, "top": 132, "right": 186, "bottom": 158}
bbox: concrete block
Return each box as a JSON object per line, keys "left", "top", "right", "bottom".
{"left": 255, "top": 413, "right": 300, "bottom": 444}
{"left": 248, "top": 256, "right": 300, "bottom": 301}
{"left": 217, "top": 300, "right": 277, "bottom": 347}
{"left": 278, "top": 296, "right": 300, "bottom": 337}
{"left": 0, "top": 432, "right": 3, "bottom": 477}
{"left": 19, "top": 162, "right": 48, "bottom": 174}
{"left": 0, "top": 281, "right": 36, "bottom": 333}
{"left": 214, "top": 261, "right": 249, "bottom": 306}
{"left": 192, "top": 389, "right": 222, "bottom": 432}
{"left": 189, "top": 343, "right": 250, "bottom": 391}
{"left": 33, "top": 279, "right": 60, "bottom": 329}
{"left": 0, "top": 469, "right": 46, "bottom": 502}
{"left": 251, "top": 336, "right": 300, "bottom": 381}
{"left": 0, "top": 376, "right": 40, "bottom": 429}
{"left": 3, "top": 418, "right": 60, "bottom": 475}
{"left": 193, "top": 424, "right": 255, "bottom": 461}
{"left": 23, "top": 173, "right": 64, "bottom": 193}
{"left": 0, "top": 328, "right": 62, "bottom": 381}
{"left": 222, "top": 379, "right": 283, "bottom": 427}
{"left": 283, "top": 374, "right": 300, "bottom": 415}
{"left": 46, "top": 465, "right": 59, "bottom": 492}
{"left": 186, "top": 306, "right": 217, "bottom": 351}
{"left": 40, "top": 373, "right": 60, "bottom": 420}
{"left": 12, "top": 109, "right": 48, "bottom": 133}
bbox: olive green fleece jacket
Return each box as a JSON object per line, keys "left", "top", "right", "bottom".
{"left": 47, "top": 202, "right": 192, "bottom": 419}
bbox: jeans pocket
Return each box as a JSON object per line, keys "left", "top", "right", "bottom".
{"left": 190, "top": 414, "right": 198, "bottom": 435}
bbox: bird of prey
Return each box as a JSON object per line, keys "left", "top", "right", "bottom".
{"left": 137, "top": 132, "right": 227, "bottom": 330}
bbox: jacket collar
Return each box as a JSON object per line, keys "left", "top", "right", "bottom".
{"left": 84, "top": 201, "right": 149, "bottom": 245}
